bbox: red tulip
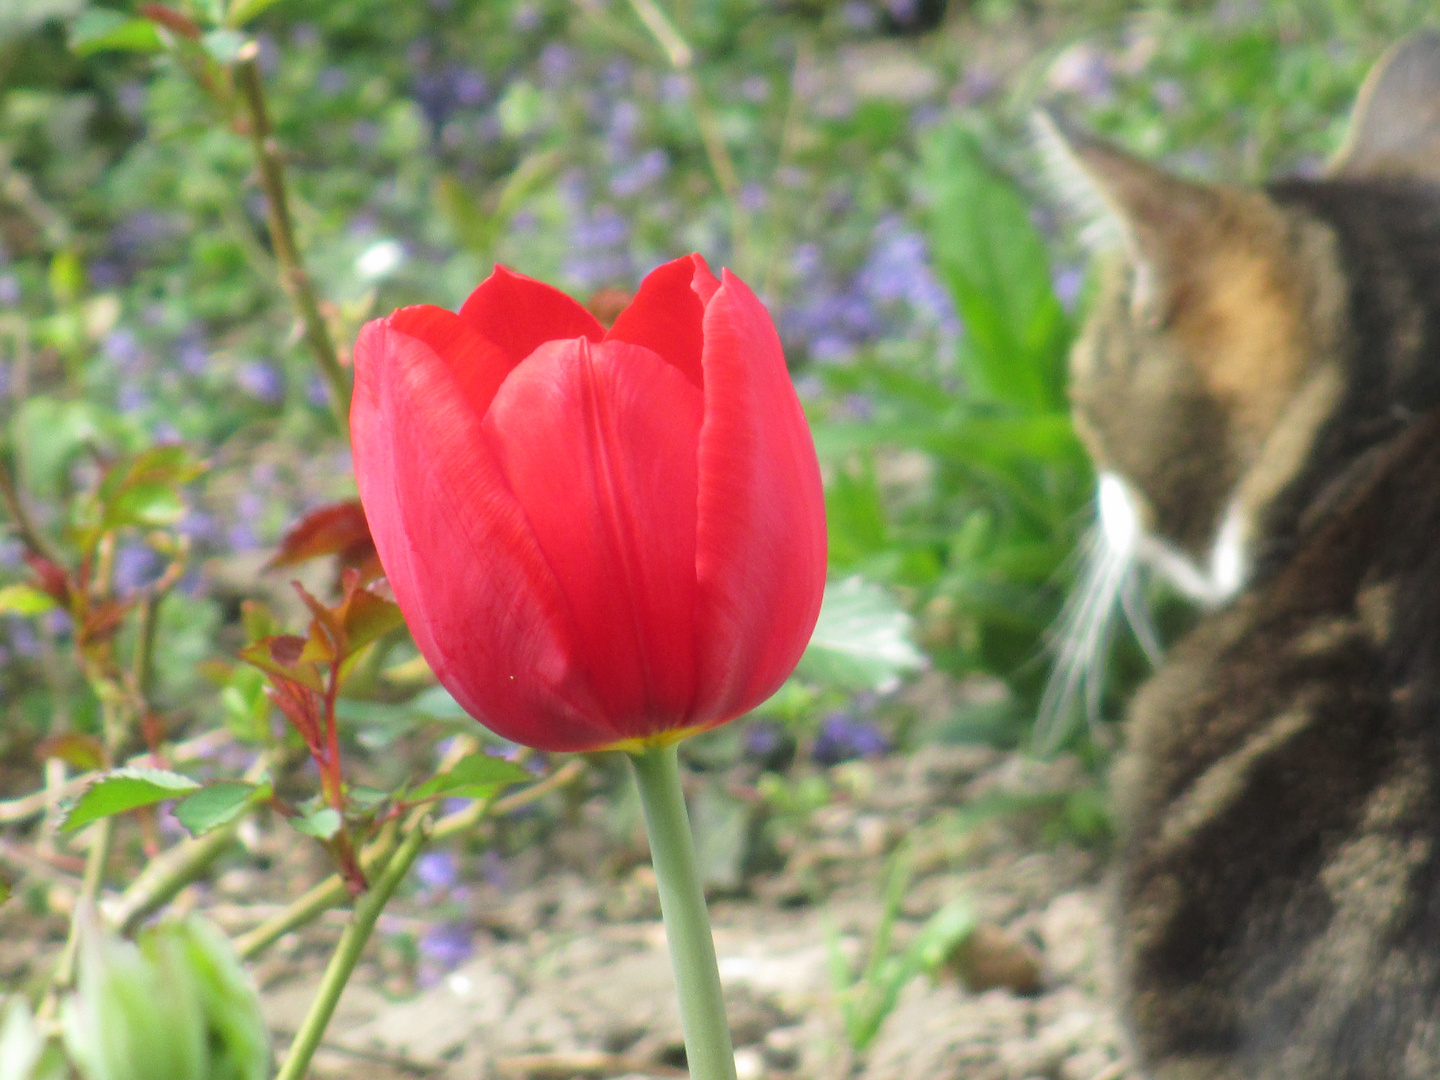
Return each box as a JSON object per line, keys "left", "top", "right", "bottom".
{"left": 350, "top": 254, "right": 826, "bottom": 752}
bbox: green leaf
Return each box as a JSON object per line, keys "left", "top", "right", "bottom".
{"left": 226, "top": 0, "right": 290, "bottom": 26}
{"left": 173, "top": 781, "right": 266, "bottom": 837}
{"left": 62, "top": 768, "right": 201, "bottom": 832}
{"left": 409, "top": 753, "right": 530, "bottom": 802}
{"left": 99, "top": 445, "right": 205, "bottom": 532}
{"left": 0, "top": 584, "right": 57, "bottom": 616}
{"left": 69, "top": 10, "right": 163, "bottom": 56}
{"left": 920, "top": 123, "right": 1069, "bottom": 412}
{"left": 796, "top": 577, "right": 927, "bottom": 692}
{"left": 290, "top": 806, "right": 342, "bottom": 840}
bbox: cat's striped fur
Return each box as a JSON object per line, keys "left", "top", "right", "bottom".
{"left": 1043, "top": 33, "right": 1440, "bottom": 1079}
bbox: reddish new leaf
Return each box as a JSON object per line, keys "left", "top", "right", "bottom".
{"left": 269, "top": 500, "right": 380, "bottom": 581}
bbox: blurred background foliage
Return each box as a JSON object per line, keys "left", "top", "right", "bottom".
{"left": 0, "top": 0, "right": 1426, "bottom": 772}
{"left": 0, "top": 0, "right": 1432, "bottom": 931}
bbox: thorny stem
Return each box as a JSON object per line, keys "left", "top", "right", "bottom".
{"left": 0, "top": 444, "right": 59, "bottom": 565}
{"left": 40, "top": 818, "right": 115, "bottom": 1010}
{"left": 234, "top": 758, "right": 586, "bottom": 961}
{"left": 629, "top": 744, "right": 737, "bottom": 1080}
{"left": 274, "top": 815, "right": 431, "bottom": 1080}
{"left": 234, "top": 47, "right": 350, "bottom": 433}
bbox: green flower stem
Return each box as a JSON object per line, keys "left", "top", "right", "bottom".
{"left": 274, "top": 815, "right": 431, "bottom": 1080}
{"left": 628, "top": 744, "right": 737, "bottom": 1080}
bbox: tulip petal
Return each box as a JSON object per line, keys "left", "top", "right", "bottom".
{"left": 604, "top": 254, "right": 714, "bottom": 389}
{"left": 385, "top": 304, "right": 516, "bottom": 420}
{"left": 483, "top": 338, "right": 703, "bottom": 737}
{"left": 351, "top": 319, "right": 622, "bottom": 752}
{"left": 692, "top": 271, "right": 827, "bottom": 722}
{"left": 458, "top": 265, "right": 605, "bottom": 366}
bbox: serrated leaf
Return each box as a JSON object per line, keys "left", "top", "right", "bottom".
{"left": 289, "top": 806, "right": 342, "bottom": 840}
{"left": 0, "top": 583, "right": 56, "bottom": 615}
{"left": 796, "top": 577, "right": 927, "bottom": 692}
{"left": 62, "top": 768, "right": 200, "bottom": 832}
{"left": 173, "top": 781, "right": 265, "bottom": 836}
{"left": 410, "top": 753, "right": 530, "bottom": 802}
{"left": 238, "top": 635, "right": 324, "bottom": 691}
{"left": 69, "top": 10, "right": 163, "bottom": 55}
{"left": 340, "top": 588, "right": 404, "bottom": 655}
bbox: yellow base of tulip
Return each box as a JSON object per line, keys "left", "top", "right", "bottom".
{"left": 602, "top": 721, "right": 714, "bottom": 756}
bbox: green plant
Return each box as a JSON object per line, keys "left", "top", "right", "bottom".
{"left": 826, "top": 847, "right": 975, "bottom": 1054}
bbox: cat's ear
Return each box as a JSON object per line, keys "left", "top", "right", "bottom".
{"left": 1330, "top": 32, "right": 1440, "bottom": 183}
{"left": 1033, "top": 108, "right": 1220, "bottom": 327}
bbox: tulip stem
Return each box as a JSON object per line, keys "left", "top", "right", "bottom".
{"left": 628, "top": 744, "right": 737, "bottom": 1080}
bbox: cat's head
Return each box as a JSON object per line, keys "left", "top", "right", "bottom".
{"left": 1038, "top": 32, "right": 1440, "bottom": 606}
{"left": 1033, "top": 32, "right": 1440, "bottom": 746}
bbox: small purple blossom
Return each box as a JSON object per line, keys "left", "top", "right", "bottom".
{"left": 0, "top": 275, "right": 18, "bottom": 306}
{"left": 812, "top": 713, "right": 889, "bottom": 766}
{"left": 609, "top": 148, "right": 669, "bottom": 198}
{"left": 102, "top": 329, "right": 146, "bottom": 373}
{"left": 415, "top": 850, "right": 460, "bottom": 890}
{"left": 44, "top": 609, "right": 73, "bottom": 640}
{"left": 113, "top": 544, "right": 161, "bottom": 595}
{"left": 317, "top": 67, "right": 348, "bottom": 97}
{"left": 418, "top": 922, "right": 474, "bottom": 975}
{"left": 236, "top": 362, "right": 285, "bottom": 405}
{"left": 538, "top": 43, "right": 574, "bottom": 87}
{"left": 742, "top": 720, "right": 797, "bottom": 772}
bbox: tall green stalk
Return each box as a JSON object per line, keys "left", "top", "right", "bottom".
{"left": 628, "top": 744, "right": 737, "bottom": 1080}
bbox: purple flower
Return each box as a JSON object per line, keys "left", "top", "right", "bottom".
{"left": 44, "top": 609, "right": 73, "bottom": 640}
{"left": 116, "top": 384, "right": 149, "bottom": 414}
{"left": 289, "top": 23, "right": 320, "bottom": 49}
{"left": 7, "top": 616, "right": 39, "bottom": 658}
{"left": 1052, "top": 265, "right": 1084, "bottom": 311}
{"left": 742, "top": 720, "right": 797, "bottom": 772}
{"left": 842, "top": 1, "right": 879, "bottom": 30}
{"left": 178, "top": 509, "right": 219, "bottom": 545}
{"left": 0, "top": 275, "right": 18, "bottom": 306}
{"left": 415, "top": 850, "right": 459, "bottom": 890}
{"left": 102, "top": 329, "right": 146, "bottom": 373}
{"left": 480, "top": 849, "right": 511, "bottom": 889}
{"left": 317, "top": 67, "right": 348, "bottom": 97}
{"left": 236, "top": 362, "right": 285, "bottom": 404}
{"left": 739, "top": 75, "right": 769, "bottom": 103}
{"left": 418, "top": 922, "right": 474, "bottom": 972}
{"left": 452, "top": 69, "right": 488, "bottom": 107}
{"left": 114, "top": 544, "right": 161, "bottom": 595}
{"left": 538, "top": 43, "right": 574, "bottom": 87}
{"left": 739, "top": 183, "right": 768, "bottom": 212}
{"left": 118, "top": 81, "right": 147, "bottom": 119}
{"left": 178, "top": 335, "right": 208, "bottom": 376}
{"left": 606, "top": 100, "right": 642, "bottom": 159}
{"left": 609, "top": 148, "right": 669, "bottom": 198}
{"left": 812, "top": 713, "right": 889, "bottom": 766}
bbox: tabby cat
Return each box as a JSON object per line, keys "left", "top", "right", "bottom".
{"left": 1038, "top": 33, "right": 1440, "bottom": 1079}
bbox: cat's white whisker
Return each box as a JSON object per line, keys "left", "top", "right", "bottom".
{"left": 1035, "top": 495, "right": 1152, "bottom": 752}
